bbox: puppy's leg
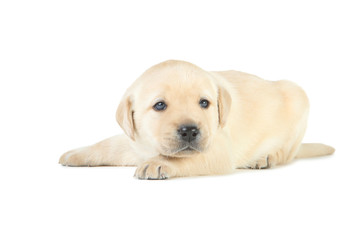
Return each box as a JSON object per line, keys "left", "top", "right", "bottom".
{"left": 134, "top": 152, "right": 234, "bottom": 180}
{"left": 246, "top": 141, "right": 303, "bottom": 169}
{"left": 59, "top": 135, "right": 140, "bottom": 166}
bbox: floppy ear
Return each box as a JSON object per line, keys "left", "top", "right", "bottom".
{"left": 116, "top": 96, "right": 136, "bottom": 140}
{"left": 217, "top": 86, "right": 232, "bottom": 128}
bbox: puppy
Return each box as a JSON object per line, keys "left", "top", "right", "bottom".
{"left": 59, "top": 60, "right": 335, "bottom": 179}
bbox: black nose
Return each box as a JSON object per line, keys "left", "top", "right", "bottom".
{"left": 178, "top": 125, "right": 200, "bottom": 142}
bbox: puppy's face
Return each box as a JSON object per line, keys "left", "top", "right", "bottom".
{"left": 117, "top": 61, "right": 231, "bottom": 158}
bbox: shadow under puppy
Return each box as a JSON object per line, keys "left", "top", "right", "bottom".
{"left": 59, "top": 60, "right": 335, "bottom": 179}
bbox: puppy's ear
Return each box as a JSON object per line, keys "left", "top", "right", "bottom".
{"left": 217, "top": 86, "right": 232, "bottom": 128}
{"left": 116, "top": 96, "right": 136, "bottom": 140}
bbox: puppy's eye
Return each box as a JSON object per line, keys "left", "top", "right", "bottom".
{"left": 153, "top": 101, "right": 167, "bottom": 111}
{"left": 199, "top": 99, "right": 209, "bottom": 109}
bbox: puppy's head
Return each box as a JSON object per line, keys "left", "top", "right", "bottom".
{"left": 116, "top": 60, "right": 231, "bottom": 157}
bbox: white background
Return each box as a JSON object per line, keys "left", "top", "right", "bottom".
{"left": 1, "top": 0, "right": 359, "bottom": 239}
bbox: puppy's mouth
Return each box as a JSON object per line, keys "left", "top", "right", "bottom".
{"left": 161, "top": 143, "right": 203, "bottom": 157}
{"left": 176, "top": 145, "right": 201, "bottom": 153}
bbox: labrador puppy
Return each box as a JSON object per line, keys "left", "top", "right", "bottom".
{"left": 59, "top": 60, "right": 335, "bottom": 179}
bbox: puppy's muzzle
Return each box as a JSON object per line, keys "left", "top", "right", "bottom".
{"left": 177, "top": 125, "right": 199, "bottom": 143}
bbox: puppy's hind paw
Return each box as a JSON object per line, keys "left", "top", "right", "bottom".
{"left": 247, "top": 155, "right": 272, "bottom": 169}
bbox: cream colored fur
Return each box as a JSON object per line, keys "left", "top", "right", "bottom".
{"left": 59, "top": 60, "right": 335, "bottom": 179}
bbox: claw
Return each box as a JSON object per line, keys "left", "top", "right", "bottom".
{"left": 142, "top": 165, "right": 149, "bottom": 179}
{"left": 259, "top": 156, "right": 270, "bottom": 169}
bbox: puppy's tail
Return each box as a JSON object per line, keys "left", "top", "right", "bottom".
{"left": 295, "top": 143, "right": 335, "bottom": 159}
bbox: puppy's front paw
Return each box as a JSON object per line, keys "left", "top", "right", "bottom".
{"left": 59, "top": 148, "right": 89, "bottom": 166}
{"left": 134, "top": 160, "right": 174, "bottom": 180}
